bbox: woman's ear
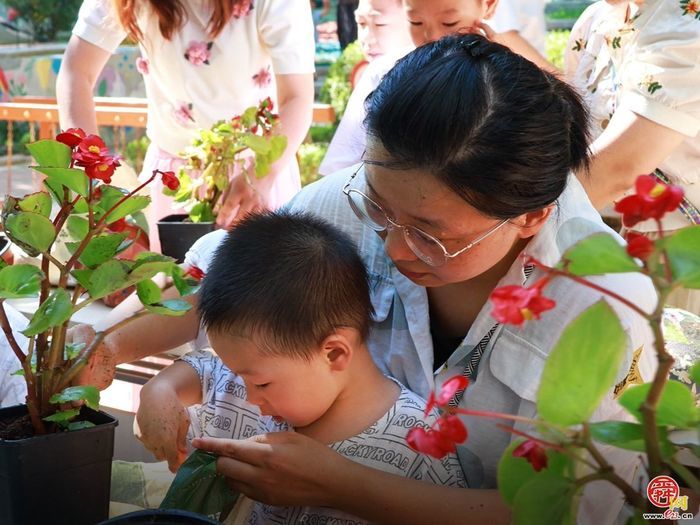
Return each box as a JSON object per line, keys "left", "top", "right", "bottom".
{"left": 320, "top": 327, "right": 356, "bottom": 372}
{"left": 512, "top": 205, "right": 554, "bottom": 239}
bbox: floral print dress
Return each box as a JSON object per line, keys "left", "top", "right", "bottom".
{"left": 565, "top": 0, "right": 700, "bottom": 231}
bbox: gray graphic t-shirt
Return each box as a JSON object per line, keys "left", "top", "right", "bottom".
{"left": 181, "top": 349, "right": 467, "bottom": 524}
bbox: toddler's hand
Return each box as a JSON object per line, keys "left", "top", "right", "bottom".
{"left": 134, "top": 382, "right": 190, "bottom": 472}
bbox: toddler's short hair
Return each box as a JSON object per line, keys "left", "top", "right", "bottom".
{"left": 199, "top": 211, "right": 375, "bottom": 359}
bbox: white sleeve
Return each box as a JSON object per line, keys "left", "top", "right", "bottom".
{"left": 0, "top": 304, "right": 28, "bottom": 408}
{"left": 319, "top": 56, "right": 394, "bottom": 175}
{"left": 488, "top": 0, "right": 521, "bottom": 34}
{"left": 72, "top": 0, "right": 127, "bottom": 53}
{"left": 183, "top": 229, "right": 228, "bottom": 274}
{"left": 256, "top": 0, "right": 316, "bottom": 75}
{"left": 619, "top": 0, "right": 700, "bottom": 137}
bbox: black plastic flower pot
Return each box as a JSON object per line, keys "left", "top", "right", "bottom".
{"left": 99, "top": 509, "right": 221, "bottom": 524}
{"left": 157, "top": 214, "right": 216, "bottom": 263}
{"left": 0, "top": 404, "right": 118, "bottom": 525}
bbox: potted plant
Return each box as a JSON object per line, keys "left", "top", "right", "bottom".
{"left": 0, "top": 129, "right": 198, "bottom": 525}
{"left": 408, "top": 175, "right": 700, "bottom": 522}
{"left": 158, "top": 97, "right": 287, "bottom": 262}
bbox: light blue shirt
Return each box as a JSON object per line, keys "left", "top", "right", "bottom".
{"left": 186, "top": 166, "right": 656, "bottom": 524}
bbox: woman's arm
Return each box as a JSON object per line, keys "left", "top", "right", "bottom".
{"left": 193, "top": 432, "right": 511, "bottom": 525}
{"left": 216, "top": 72, "right": 314, "bottom": 226}
{"left": 580, "top": 108, "right": 685, "bottom": 210}
{"left": 56, "top": 34, "right": 113, "bottom": 133}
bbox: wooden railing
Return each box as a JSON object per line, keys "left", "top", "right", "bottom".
{"left": 1, "top": 96, "right": 336, "bottom": 192}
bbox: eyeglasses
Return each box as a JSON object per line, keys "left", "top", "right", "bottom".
{"left": 342, "top": 163, "right": 509, "bottom": 267}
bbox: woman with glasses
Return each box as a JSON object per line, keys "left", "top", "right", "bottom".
{"left": 74, "top": 34, "right": 656, "bottom": 523}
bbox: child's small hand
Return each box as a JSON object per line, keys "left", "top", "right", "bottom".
{"left": 135, "top": 382, "right": 191, "bottom": 472}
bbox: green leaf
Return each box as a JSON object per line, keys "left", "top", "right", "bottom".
{"left": 189, "top": 201, "right": 215, "bottom": 223}
{"left": 513, "top": 473, "right": 576, "bottom": 525}
{"left": 242, "top": 133, "right": 272, "bottom": 155}
{"left": 537, "top": 301, "right": 627, "bottom": 426}
{"left": 43, "top": 408, "right": 81, "bottom": 427}
{"left": 50, "top": 386, "right": 100, "bottom": 410}
{"left": 43, "top": 177, "right": 69, "bottom": 205}
{"left": 79, "top": 233, "right": 127, "bottom": 268}
{"left": 4, "top": 211, "right": 57, "bottom": 255}
{"left": 136, "top": 279, "right": 161, "bottom": 305}
{"left": 160, "top": 450, "right": 238, "bottom": 516}
{"left": 18, "top": 192, "right": 52, "bottom": 217}
{"left": 662, "top": 226, "right": 700, "bottom": 289}
{"left": 0, "top": 265, "right": 43, "bottom": 299}
{"left": 498, "top": 439, "right": 573, "bottom": 506}
{"left": 68, "top": 421, "right": 95, "bottom": 431}
{"left": 81, "top": 260, "right": 131, "bottom": 299}
{"left": 64, "top": 342, "right": 85, "bottom": 360}
{"left": 95, "top": 185, "right": 149, "bottom": 224}
{"left": 268, "top": 135, "right": 287, "bottom": 164}
{"left": 560, "top": 233, "right": 640, "bottom": 276}
{"left": 66, "top": 216, "right": 89, "bottom": 241}
{"left": 144, "top": 299, "right": 192, "bottom": 317}
{"left": 129, "top": 261, "right": 178, "bottom": 282}
{"left": 32, "top": 167, "right": 90, "bottom": 197}
{"left": 172, "top": 266, "right": 200, "bottom": 297}
{"left": 22, "top": 288, "right": 73, "bottom": 336}
{"left": 26, "top": 140, "right": 71, "bottom": 168}
{"left": 619, "top": 381, "right": 696, "bottom": 428}
{"left": 690, "top": 362, "right": 700, "bottom": 386}
{"left": 589, "top": 421, "right": 676, "bottom": 458}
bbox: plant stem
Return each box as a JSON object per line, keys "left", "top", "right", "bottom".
{"left": 0, "top": 301, "right": 45, "bottom": 434}
{"left": 581, "top": 423, "right": 646, "bottom": 509}
{"left": 668, "top": 458, "right": 700, "bottom": 494}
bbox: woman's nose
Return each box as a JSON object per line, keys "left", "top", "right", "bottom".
{"left": 382, "top": 225, "right": 417, "bottom": 263}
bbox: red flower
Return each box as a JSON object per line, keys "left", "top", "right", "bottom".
{"left": 406, "top": 426, "right": 457, "bottom": 459}
{"left": 73, "top": 134, "right": 109, "bottom": 167}
{"left": 614, "top": 175, "right": 684, "bottom": 228}
{"left": 425, "top": 375, "right": 468, "bottom": 414}
{"left": 108, "top": 218, "right": 128, "bottom": 232}
{"left": 185, "top": 266, "right": 205, "bottom": 281}
{"left": 436, "top": 415, "right": 468, "bottom": 443}
{"left": 512, "top": 439, "right": 548, "bottom": 472}
{"left": 6, "top": 7, "right": 19, "bottom": 22}
{"left": 260, "top": 96, "right": 274, "bottom": 112}
{"left": 490, "top": 280, "right": 556, "bottom": 326}
{"left": 56, "top": 128, "right": 86, "bottom": 149}
{"left": 160, "top": 170, "right": 180, "bottom": 191}
{"left": 84, "top": 155, "right": 120, "bottom": 183}
{"left": 625, "top": 232, "right": 655, "bottom": 260}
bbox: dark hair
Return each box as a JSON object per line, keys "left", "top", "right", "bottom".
{"left": 363, "top": 34, "right": 591, "bottom": 219}
{"left": 198, "top": 211, "right": 375, "bottom": 360}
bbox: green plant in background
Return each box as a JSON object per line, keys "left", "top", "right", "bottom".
{"left": 319, "top": 41, "right": 365, "bottom": 121}
{"left": 298, "top": 142, "right": 329, "bottom": 187}
{"left": 4, "top": 0, "right": 82, "bottom": 42}
{"left": 409, "top": 175, "right": 700, "bottom": 523}
{"left": 0, "top": 129, "right": 196, "bottom": 435}
{"left": 124, "top": 135, "right": 151, "bottom": 175}
{"left": 168, "top": 98, "right": 287, "bottom": 223}
{"left": 545, "top": 30, "right": 571, "bottom": 71}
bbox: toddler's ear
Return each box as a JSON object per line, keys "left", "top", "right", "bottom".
{"left": 483, "top": 0, "right": 500, "bottom": 20}
{"left": 320, "top": 328, "right": 356, "bottom": 371}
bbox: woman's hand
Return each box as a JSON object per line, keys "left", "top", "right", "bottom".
{"left": 134, "top": 381, "right": 191, "bottom": 473}
{"left": 216, "top": 166, "right": 275, "bottom": 229}
{"left": 192, "top": 432, "right": 348, "bottom": 507}
{"left": 67, "top": 324, "right": 118, "bottom": 390}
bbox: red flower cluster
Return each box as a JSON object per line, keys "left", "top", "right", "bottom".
{"left": 57, "top": 128, "right": 121, "bottom": 184}
{"left": 625, "top": 232, "right": 655, "bottom": 260}
{"left": 490, "top": 278, "right": 555, "bottom": 326}
{"left": 614, "top": 175, "right": 684, "bottom": 228}
{"left": 184, "top": 266, "right": 205, "bottom": 281}
{"left": 406, "top": 376, "right": 469, "bottom": 459}
{"left": 512, "top": 439, "right": 548, "bottom": 471}
{"left": 252, "top": 97, "right": 278, "bottom": 134}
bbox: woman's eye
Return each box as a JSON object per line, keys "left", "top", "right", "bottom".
{"left": 408, "top": 20, "right": 422, "bottom": 26}
{"left": 375, "top": 23, "right": 387, "bottom": 27}
{"left": 254, "top": 383, "right": 270, "bottom": 389}
{"left": 442, "top": 21, "right": 459, "bottom": 27}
